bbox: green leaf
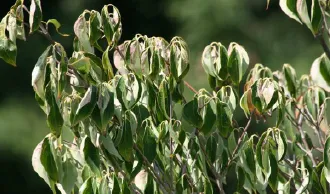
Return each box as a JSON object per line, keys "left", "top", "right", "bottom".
{"left": 57, "top": 158, "right": 78, "bottom": 194}
{"left": 236, "top": 166, "right": 245, "bottom": 192}
{"left": 311, "top": 54, "right": 330, "bottom": 91}
{"left": 41, "top": 136, "right": 58, "bottom": 182}
{"left": 89, "top": 11, "right": 102, "bottom": 45}
{"left": 277, "top": 131, "right": 287, "bottom": 161}
{"left": 79, "top": 177, "right": 94, "bottom": 194}
{"left": 91, "top": 83, "right": 114, "bottom": 133}
{"left": 0, "top": 15, "right": 17, "bottom": 66}
{"left": 206, "top": 135, "right": 217, "bottom": 163}
{"left": 200, "top": 98, "right": 216, "bottom": 136}
{"left": 73, "top": 86, "right": 98, "bottom": 125}
{"left": 268, "top": 153, "right": 278, "bottom": 192}
{"left": 98, "top": 177, "right": 110, "bottom": 194}
{"left": 311, "top": 0, "right": 322, "bottom": 35}
{"left": 279, "top": 0, "right": 302, "bottom": 23}
{"left": 116, "top": 74, "right": 142, "bottom": 110}
{"left": 183, "top": 98, "right": 203, "bottom": 128}
{"left": 70, "top": 56, "right": 92, "bottom": 75}
{"left": 101, "top": 5, "right": 121, "bottom": 46}
{"left": 324, "top": 136, "right": 330, "bottom": 169}
{"left": 118, "top": 114, "right": 134, "bottom": 162}
{"left": 31, "top": 46, "right": 51, "bottom": 100}
{"left": 227, "top": 43, "right": 249, "bottom": 85}
{"left": 100, "top": 135, "right": 123, "bottom": 160}
{"left": 45, "top": 84, "right": 63, "bottom": 138}
{"left": 29, "top": 0, "right": 42, "bottom": 33}
{"left": 296, "top": 0, "right": 313, "bottom": 31}
{"left": 74, "top": 13, "right": 93, "bottom": 53}
{"left": 143, "top": 126, "right": 157, "bottom": 163}
{"left": 32, "top": 135, "right": 57, "bottom": 191}
{"left": 82, "top": 136, "right": 101, "bottom": 177}
{"left": 157, "top": 79, "right": 170, "bottom": 120}
{"left": 283, "top": 64, "right": 297, "bottom": 97}
{"left": 47, "top": 19, "right": 69, "bottom": 36}
{"left": 216, "top": 101, "right": 233, "bottom": 138}
{"left": 102, "top": 46, "right": 115, "bottom": 80}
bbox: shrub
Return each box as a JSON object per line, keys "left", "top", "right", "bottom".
{"left": 2, "top": 0, "right": 330, "bottom": 193}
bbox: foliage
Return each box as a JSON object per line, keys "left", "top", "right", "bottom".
{"left": 2, "top": 0, "right": 330, "bottom": 193}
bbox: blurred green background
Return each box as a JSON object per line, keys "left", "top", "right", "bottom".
{"left": 0, "top": 0, "right": 322, "bottom": 193}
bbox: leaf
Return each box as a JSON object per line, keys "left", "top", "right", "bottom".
{"left": 56, "top": 159, "right": 78, "bottom": 194}
{"left": 31, "top": 46, "right": 51, "bottom": 100}
{"left": 143, "top": 126, "right": 157, "bottom": 163}
{"left": 82, "top": 137, "right": 101, "bottom": 177}
{"left": 216, "top": 101, "right": 233, "bottom": 138}
{"left": 236, "top": 166, "right": 245, "bottom": 192}
{"left": 183, "top": 98, "right": 203, "bottom": 128}
{"left": 91, "top": 84, "right": 114, "bottom": 133}
{"left": 311, "top": 54, "right": 330, "bottom": 92}
{"left": 45, "top": 84, "right": 64, "bottom": 138}
{"left": 118, "top": 114, "right": 134, "bottom": 162}
{"left": 47, "top": 19, "right": 69, "bottom": 37}
{"left": 29, "top": 0, "right": 42, "bottom": 33}
{"left": 283, "top": 64, "right": 297, "bottom": 97}
{"left": 311, "top": 0, "right": 322, "bottom": 35}
{"left": 268, "top": 153, "right": 278, "bottom": 192}
{"left": 102, "top": 46, "right": 115, "bottom": 80}
{"left": 100, "top": 135, "right": 123, "bottom": 160}
{"left": 79, "top": 177, "right": 94, "bottom": 194}
{"left": 277, "top": 131, "right": 287, "bottom": 161}
{"left": 206, "top": 135, "right": 217, "bottom": 163}
{"left": 324, "top": 136, "right": 330, "bottom": 169}
{"left": 200, "top": 98, "right": 216, "bottom": 136}
{"left": 101, "top": 5, "right": 121, "bottom": 46}
{"left": 74, "top": 14, "right": 93, "bottom": 53}
{"left": 296, "top": 0, "right": 312, "bottom": 31}
{"left": 157, "top": 79, "right": 170, "bottom": 119}
{"left": 73, "top": 86, "right": 98, "bottom": 125}
{"left": 116, "top": 74, "right": 142, "bottom": 110}
{"left": 70, "top": 56, "right": 92, "bottom": 74}
{"left": 32, "top": 135, "right": 57, "bottom": 190}
{"left": 0, "top": 15, "right": 17, "bottom": 66}
{"left": 89, "top": 11, "right": 102, "bottom": 45}
{"left": 227, "top": 43, "right": 249, "bottom": 85}
{"left": 279, "top": 0, "right": 301, "bottom": 23}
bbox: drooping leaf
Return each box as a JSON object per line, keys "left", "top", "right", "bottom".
{"left": 183, "top": 97, "right": 203, "bottom": 128}
{"left": 73, "top": 86, "right": 98, "bottom": 126}
{"left": 74, "top": 13, "right": 93, "bottom": 53}
{"left": 29, "top": 0, "right": 42, "bottom": 33}
{"left": 31, "top": 46, "right": 51, "bottom": 100}
{"left": 79, "top": 177, "right": 94, "bottom": 194}
{"left": 100, "top": 135, "right": 123, "bottom": 160}
{"left": 118, "top": 113, "right": 134, "bottom": 162}
{"left": 0, "top": 15, "right": 17, "bottom": 66}
{"left": 81, "top": 136, "right": 101, "bottom": 177}
{"left": 279, "top": 0, "right": 301, "bottom": 23}
{"left": 102, "top": 46, "right": 115, "bottom": 80}
{"left": 56, "top": 158, "right": 78, "bottom": 194}
{"left": 47, "top": 19, "right": 69, "bottom": 36}
{"left": 45, "top": 84, "right": 63, "bottom": 138}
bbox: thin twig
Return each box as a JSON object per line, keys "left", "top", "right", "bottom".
{"left": 184, "top": 80, "right": 198, "bottom": 94}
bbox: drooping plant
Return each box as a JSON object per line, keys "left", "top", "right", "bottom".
{"left": 2, "top": 0, "right": 330, "bottom": 193}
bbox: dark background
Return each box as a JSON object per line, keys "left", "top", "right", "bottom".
{"left": 0, "top": 0, "right": 321, "bottom": 193}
